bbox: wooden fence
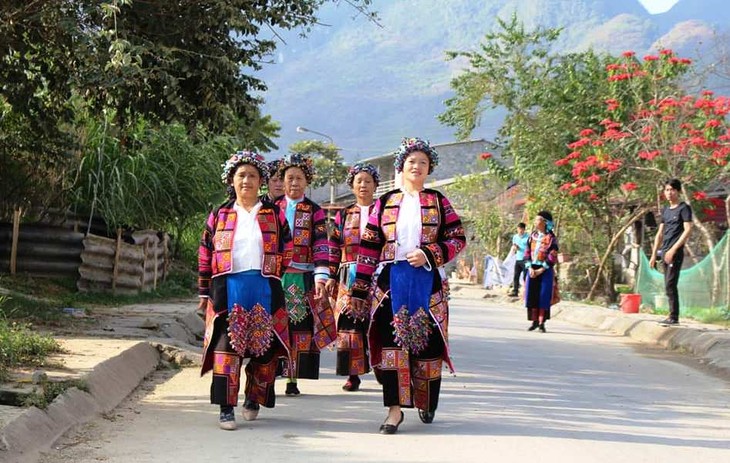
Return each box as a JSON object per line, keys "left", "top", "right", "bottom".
{"left": 77, "top": 231, "right": 169, "bottom": 295}
{"left": 1, "top": 210, "right": 169, "bottom": 294}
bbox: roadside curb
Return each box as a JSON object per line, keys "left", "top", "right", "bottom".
{"left": 0, "top": 342, "right": 160, "bottom": 463}
{"left": 552, "top": 303, "right": 730, "bottom": 376}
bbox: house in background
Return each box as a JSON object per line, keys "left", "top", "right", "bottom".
{"left": 309, "top": 138, "right": 502, "bottom": 207}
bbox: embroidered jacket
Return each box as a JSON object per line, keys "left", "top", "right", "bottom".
{"left": 524, "top": 231, "right": 559, "bottom": 268}
{"left": 274, "top": 196, "right": 331, "bottom": 277}
{"left": 328, "top": 202, "right": 376, "bottom": 277}
{"left": 198, "top": 199, "right": 292, "bottom": 297}
{"left": 351, "top": 189, "right": 466, "bottom": 300}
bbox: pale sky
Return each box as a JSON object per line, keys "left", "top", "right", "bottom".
{"left": 638, "top": 0, "right": 681, "bottom": 14}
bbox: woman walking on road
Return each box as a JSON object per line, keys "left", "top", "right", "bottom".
{"left": 349, "top": 137, "right": 466, "bottom": 434}
{"left": 198, "top": 151, "right": 293, "bottom": 430}
{"left": 274, "top": 153, "right": 336, "bottom": 396}
{"left": 524, "top": 210, "right": 559, "bottom": 333}
{"left": 326, "top": 163, "right": 380, "bottom": 392}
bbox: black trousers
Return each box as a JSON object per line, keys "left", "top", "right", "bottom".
{"left": 664, "top": 248, "right": 684, "bottom": 321}
{"left": 512, "top": 259, "right": 526, "bottom": 293}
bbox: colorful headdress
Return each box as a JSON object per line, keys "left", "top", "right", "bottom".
{"left": 266, "top": 159, "right": 284, "bottom": 180}
{"left": 346, "top": 162, "right": 381, "bottom": 188}
{"left": 280, "top": 153, "right": 316, "bottom": 184}
{"left": 393, "top": 137, "right": 439, "bottom": 174}
{"left": 221, "top": 150, "right": 269, "bottom": 184}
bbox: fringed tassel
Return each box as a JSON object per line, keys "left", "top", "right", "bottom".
{"left": 391, "top": 306, "right": 432, "bottom": 354}
{"left": 228, "top": 303, "right": 274, "bottom": 357}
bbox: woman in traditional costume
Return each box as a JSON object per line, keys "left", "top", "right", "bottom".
{"left": 350, "top": 138, "right": 466, "bottom": 434}
{"left": 327, "top": 163, "right": 380, "bottom": 392}
{"left": 524, "top": 210, "right": 559, "bottom": 333}
{"left": 198, "top": 151, "right": 293, "bottom": 430}
{"left": 259, "top": 158, "right": 285, "bottom": 203}
{"left": 274, "top": 153, "right": 335, "bottom": 396}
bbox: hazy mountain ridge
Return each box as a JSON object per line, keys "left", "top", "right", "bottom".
{"left": 256, "top": 0, "right": 727, "bottom": 160}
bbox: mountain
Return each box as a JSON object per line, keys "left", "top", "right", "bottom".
{"left": 254, "top": 0, "right": 729, "bottom": 161}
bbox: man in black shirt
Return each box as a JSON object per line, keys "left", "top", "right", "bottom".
{"left": 649, "top": 178, "right": 693, "bottom": 325}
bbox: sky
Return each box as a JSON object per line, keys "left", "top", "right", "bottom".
{"left": 638, "top": 0, "right": 681, "bottom": 13}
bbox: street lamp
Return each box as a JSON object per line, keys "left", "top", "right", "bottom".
{"left": 295, "top": 126, "right": 338, "bottom": 213}
{"left": 296, "top": 126, "right": 334, "bottom": 145}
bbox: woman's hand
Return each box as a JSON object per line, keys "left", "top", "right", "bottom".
{"left": 529, "top": 267, "right": 545, "bottom": 279}
{"left": 325, "top": 278, "right": 338, "bottom": 297}
{"left": 314, "top": 280, "right": 327, "bottom": 300}
{"left": 406, "top": 250, "right": 427, "bottom": 268}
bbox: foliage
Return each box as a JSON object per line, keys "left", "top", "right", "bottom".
{"left": 0, "top": 297, "right": 63, "bottom": 382}
{"left": 22, "top": 378, "right": 89, "bottom": 409}
{"left": 443, "top": 170, "right": 513, "bottom": 257}
{"left": 0, "top": 0, "right": 373, "bottom": 219}
{"left": 289, "top": 139, "right": 349, "bottom": 191}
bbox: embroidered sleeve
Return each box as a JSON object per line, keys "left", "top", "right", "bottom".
{"left": 524, "top": 235, "right": 533, "bottom": 264}
{"left": 312, "top": 203, "right": 331, "bottom": 279}
{"left": 328, "top": 209, "right": 343, "bottom": 278}
{"left": 352, "top": 197, "right": 386, "bottom": 300}
{"left": 198, "top": 210, "right": 216, "bottom": 297}
{"left": 277, "top": 205, "right": 293, "bottom": 271}
{"left": 420, "top": 193, "right": 466, "bottom": 268}
{"left": 546, "top": 234, "right": 559, "bottom": 268}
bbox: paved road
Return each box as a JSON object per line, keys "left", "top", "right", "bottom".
{"left": 39, "top": 295, "right": 730, "bottom": 463}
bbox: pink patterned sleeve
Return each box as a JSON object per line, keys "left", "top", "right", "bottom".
{"left": 198, "top": 211, "right": 216, "bottom": 297}
{"left": 420, "top": 193, "right": 466, "bottom": 269}
{"left": 351, "top": 198, "right": 385, "bottom": 300}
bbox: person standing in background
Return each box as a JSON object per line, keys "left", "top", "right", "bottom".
{"left": 649, "top": 178, "right": 693, "bottom": 326}
{"left": 508, "top": 222, "right": 528, "bottom": 297}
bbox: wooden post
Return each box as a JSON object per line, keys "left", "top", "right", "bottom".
{"left": 112, "top": 228, "right": 122, "bottom": 293}
{"left": 142, "top": 240, "right": 149, "bottom": 292}
{"left": 153, "top": 240, "right": 159, "bottom": 290}
{"left": 162, "top": 234, "right": 169, "bottom": 282}
{"left": 9, "top": 207, "right": 22, "bottom": 275}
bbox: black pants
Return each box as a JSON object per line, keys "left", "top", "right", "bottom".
{"left": 512, "top": 259, "right": 526, "bottom": 293}
{"left": 664, "top": 248, "right": 684, "bottom": 321}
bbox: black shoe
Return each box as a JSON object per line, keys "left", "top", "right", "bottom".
{"left": 342, "top": 375, "right": 361, "bottom": 392}
{"left": 659, "top": 318, "right": 679, "bottom": 326}
{"left": 285, "top": 382, "right": 300, "bottom": 396}
{"left": 418, "top": 409, "right": 435, "bottom": 424}
{"left": 528, "top": 322, "right": 539, "bottom": 331}
{"left": 538, "top": 323, "right": 546, "bottom": 333}
{"left": 379, "top": 411, "right": 404, "bottom": 434}
{"left": 508, "top": 292, "right": 518, "bottom": 297}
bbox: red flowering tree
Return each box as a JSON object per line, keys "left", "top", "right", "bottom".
{"left": 556, "top": 49, "right": 730, "bottom": 299}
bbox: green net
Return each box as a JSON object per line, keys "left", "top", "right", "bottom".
{"left": 636, "top": 231, "right": 729, "bottom": 320}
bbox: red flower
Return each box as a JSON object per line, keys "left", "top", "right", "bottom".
{"left": 586, "top": 173, "right": 601, "bottom": 183}
{"left": 659, "top": 49, "right": 674, "bottom": 56}
{"left": 480, "top": 152, "right": 492, "bottom": 160}
{"left": 554, "top": 158, "right": 571, "bottom": 166}
{"left": 638, "top": 150, "right": 661, "bottom": 161}
{"left": 621, "top": 182, "right": 638, "bottom": 192}
{"left": 693, "top": 191, "right": 708, "bottom": 201}
{"left": 705, "top": 119, "right": 721, "bottom": 128}
{"left": 644, "top": 55, "right": 659, "bottom": 61}
{"left": 622, "top": 51, "right": 635, "bottom": 58}
{"left": 579, "top": 128, "right": 595, "bottom": 137}
{"left": 567, "top": 138, "right": 590, "bottom": 149}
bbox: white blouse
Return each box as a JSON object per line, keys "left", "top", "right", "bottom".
{"left": 358, "top": 204, "right": 371, "bottom": 237}
{"left": 231, "top": 202, "right": 263, "bottom": 272}
{"left": 395, "top": 189, "right": 431, "bottom": 272}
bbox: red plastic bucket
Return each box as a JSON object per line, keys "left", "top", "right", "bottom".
{"left": 620, "top": 294, "right": 641, "bottom": 314}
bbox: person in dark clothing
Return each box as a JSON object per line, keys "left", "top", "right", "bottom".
{"left": 649, "top": 178, "right": 693, "bottom": 325}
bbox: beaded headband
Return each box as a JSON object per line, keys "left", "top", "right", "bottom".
{"left": 346, "top": 162, "right": 381, "bottom": 188}
{"left": 393, "top": 137, "right": 439, "bottom": 174}
{"left": 221, "top": 150, "right": 269, "bottom": 184}
{"left": 280, "top": 153, "right": 316, "bottom": 184}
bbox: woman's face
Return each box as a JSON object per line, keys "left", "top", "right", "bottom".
{"left": 402, "top": 150, "right": 430, "bottom": 185}
{"left": 284, "top": 167, "right": 308, "bottom": 199}
{"left": 352, "top": 171, "right": 376, "bottom": 204}
{"left": 268, "top": 174, "right": 284, "bottom": 198}
{"left": 232, "top": 164, "right": 262, "bottom": 201}
{"left": 534, "top": 215, "right": 547, "bottom": 232}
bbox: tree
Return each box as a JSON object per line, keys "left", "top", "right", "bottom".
{"left": 555, "top": 50, "right": 730, "bottom": 300}
{"left": 439, "top": 15, "right": 619, "bottom": 298}
{"left": 289, "top": 139, "right": 349, "bottom": 204}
